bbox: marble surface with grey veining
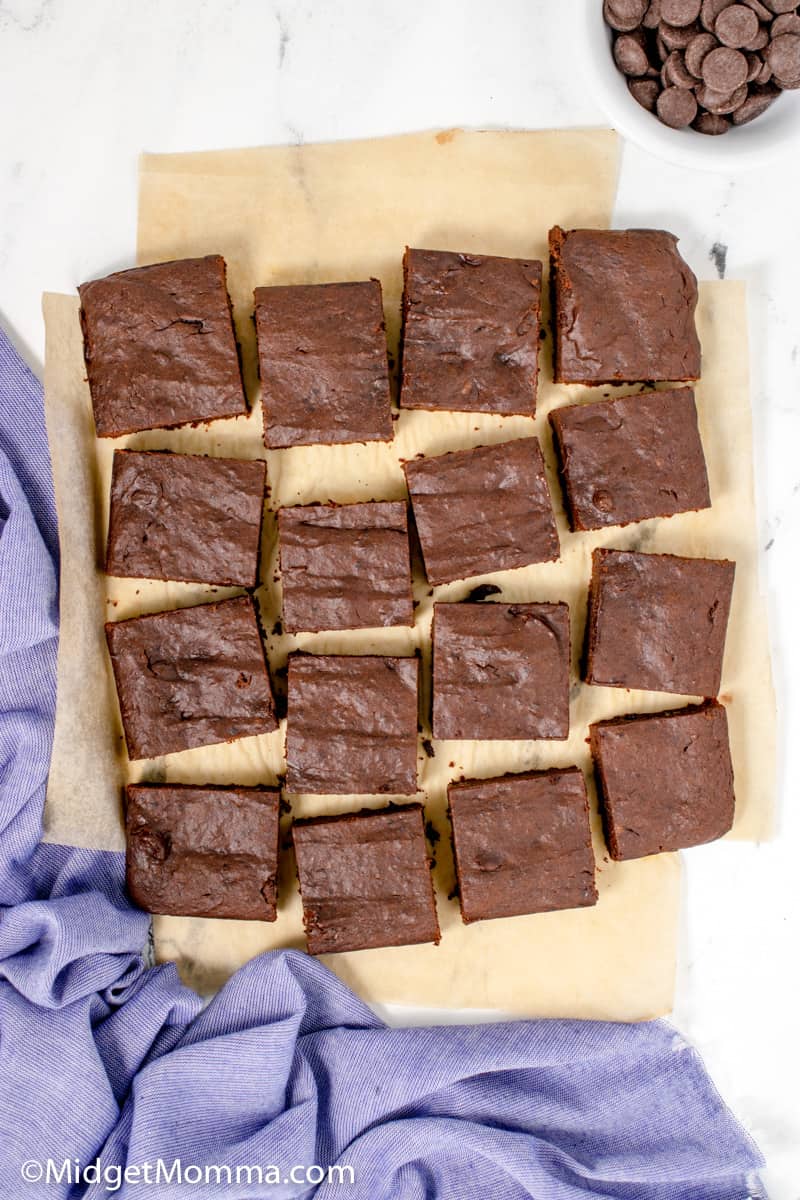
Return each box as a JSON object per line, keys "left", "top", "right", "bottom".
{"left": 0, "top": 1, "right": 798, "bottom": 1193}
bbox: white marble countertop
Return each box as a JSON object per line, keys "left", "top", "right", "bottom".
{"left": 1, "top": 1, "right": 798, "bottom": 1194}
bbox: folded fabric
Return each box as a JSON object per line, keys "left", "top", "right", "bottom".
{"left": 0, "top": 321, "right": 766, "bottom": 1198}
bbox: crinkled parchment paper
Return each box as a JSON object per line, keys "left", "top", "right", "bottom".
{"left": 40, "top": 129, "right": 774, "bottom": 1017}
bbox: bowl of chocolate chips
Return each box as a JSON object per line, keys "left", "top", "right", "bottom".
{"left": 581, "top": 0, "right": 800, "bottom": 168}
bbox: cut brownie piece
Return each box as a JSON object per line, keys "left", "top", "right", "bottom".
{"left": 105, "top": 596, "right": 276, "bottom": 760}
{"left": 448, "top": 768, "right": 597, "bottom": 923}
{"left": 549, "top": 227, "right": 701, "bottom": 385}
{"left": 549, "top": 388, "right": 710, "bottom": 532}
{"left": 292, "top": 804, "right": 440, "bottom": 954}
{"left": 79, "top": 255, "right": 247, "bottom": 437}
{"left": 254, "top": 279, "right": 393, "bottom": 448}
{"left": 586, "top": 548, "right": 735, "bottom": 698}
{"left": 403, "top": 438, "right": 559, "bottom": 587}
{"left": 126, "top": 783, "right": 280, "bottom": 920}
{"left": 286, "top": 655, "right": 419, "bottom": 794}
{"left": 278, "top": 501, "right": 413, "bottom": 632}
{"left": 400, "top": 248, "right": 542, "bottom": 415}
{"left": 432, "top": 601, "right": 570, "bottom": 740}
{"left": 106, "top": 450, "right": 266, "bottom": 587}
{"left": 590, "top": 701, "right": 735, "bottom": 860}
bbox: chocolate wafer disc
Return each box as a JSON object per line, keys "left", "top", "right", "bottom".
{"left": 766, "top": 32, "right": 800, "bottom": 78}
{"left": 615, "top": 33, "right": 652, "bottom": 74}
{"left": 701, "top": 0, "right": 735, "bottom": 32}
{"left": 605, "top": 0, "right": 650, "bottom": 30}
{"left": 741, "top": 0, "right": 774, "bottom": 19}
{"left": 685, "top": 31, "right": 719, "bottom": 73}
{"left": 763, "top": 0, "right": 798, "bottom": 13}
{"left": 664, "top": 48, "right": 701, "bottom": 83}
{"left": 628, "top": 77, "right": 662, "bottom": 108}
{"left": 657, "top": 82, "right": 700, "bottom": 122}
{"left": 732, "top": 84, "right": 781, "bottom": 119}
{"left": 702, "top": 44, "right": 750, "bottom": 88}
{"left": 661, "top": 0, "right": 702, "bottom": 23}
{"left": 715, "top": 4, "right": 760, "bottom": 46}
{"left": 694, "top": 110, "right": 733, "bottom": 130}
{"left": 696, "top": 80, "right": 750, "bottom": 108}
{"left": 771, "top": 13, "right": 800, "bottom": 35}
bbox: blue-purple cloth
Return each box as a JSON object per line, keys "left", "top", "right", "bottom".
{"left": 0, "top": 320, "right": 765, "bottom": 1198}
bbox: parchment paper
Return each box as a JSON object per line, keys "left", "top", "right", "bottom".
{"left": 41, "top": 129, "right": 774, "bottom": 1018}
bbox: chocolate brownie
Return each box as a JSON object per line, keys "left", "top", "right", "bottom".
{"left": 286, "top": 655, "right": 419, "bottom": 794}
{"left": 278, "top": 501, "right": 413, "bottom": 632}
{"left": 448, "top": 768, "right": 597, "bottom": 923}
{"left": 549, "top": 388, "right": 711, "bottom": 532}
{"left": 403, "top": 438, "right": 559, "bottom": 587}
{"left": 549, "top": 227, "right": 701, "bottom": 384}
{"left": 126, "top": 783, "right": 280, "bottom": 920}
{"left": 400, "top": 248, "right": 542, "bottom": 415}
{"left": 254, "top": 279, "right": 393, "bottom": 448}
{"left": 292, "top": 804, "right": 440, "bottom": 954}
{"left": 79, "top": 255, "right": 247, "bottom": 438}
{"left": 590, "top": 701, "right": 735, "bottom": 860}
{"left": 432, "top": 602, "right": 570, "bottom": 740}
{"left": 586, "top": 548, "right": 735, "bottom": 697}
{"left": 106, "top": 450, "right": 266, "bottom": 587}
{"left": 105, "top": 596, "right": 276, "bottom": 760}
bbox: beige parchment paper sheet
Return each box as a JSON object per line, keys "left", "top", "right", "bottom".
{"left": 41, "top": 129, "right": 774, "bottom": 1017}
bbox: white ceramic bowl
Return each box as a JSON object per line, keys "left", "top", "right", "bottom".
{"left": 577, "top": 0, "right": 800, "bottom": 171}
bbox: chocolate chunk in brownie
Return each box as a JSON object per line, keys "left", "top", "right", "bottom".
{"left": 550, "top": 227, "right": 701, "bottom": 384}
{"left": 590, "top": 701, "right": 735, "bottom": 860}
{"left": 286, "top": 654, "right": 419, "bottom": 794}
{"left": 292, "top": 804, "right": 440, "bottom": 954}
{"left": 79, "top": 255, "right": 247, "bottom": 437}
{"left": 106, "top": 450, "right": 265, "bottom": 587}
{"left": 254, "top": 279, "right": 393, "bottom": 448}
{"left": 586, "top": 548, "right": 735, "bottom": 697}
{"left": 126, "top": 783, "right": 280, "bottom": 920}
{"left": 432, "top": 601, "right": 570, "bottom": 740}
{"left": 278, "top": 501, "right": 413, "bottom": 632}
{"left": 448, "top": 768, "right": 597, "bottom": 923}
{"left": 404, "top": 438, "right": 559, "bottom": 586}
{"left": 549, "top": 387, "right": 710, "bottom": 532}
{"left": 105, "top": 596, "right": 276, "bottom": 760}
{"left": 400, "top": 248, "right": 542, "bottom": 415}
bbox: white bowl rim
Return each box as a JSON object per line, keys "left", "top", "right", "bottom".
{"left": 577, "top": 0, "right": 800, "bottom": 173}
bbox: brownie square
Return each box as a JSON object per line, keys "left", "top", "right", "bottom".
{"left": 106, "top": 450, "right": 266, "bottom": 587}
{"left": 404, "top": 438, "right": 559, "bottom": 587}
{"left": 432, "top": 602, "right": 570, "bottom": 740}
{"left": 126, "top": 784, "right": 280, "bottom": 920}
{"left": 105, "top": 596, "right": 276, "bottom": 760}
{"left": 286, "top": 655, "right": 419, "bottom": 794}
{"left": 449, "top": 768, "right": 597, "bottom": 924}
{"left": 549, "top": 227, "right": 701, "bottom": 385}
{"left": 79, "top": 255, "right": 247, "bottom": 438}
{"left": 590, "top": 702, "right": 735, "bottom": 860}
{"left": 586, "top": 549, "right": 735, "bottom": 698}
{"left": 278, "top": 501, "right": 413, "bottom": 633}
{"left": 400, "top": 248, "right": 542, "bottom": 415}
{"left": 254, "top": 279, "right": 393, "bottom": 448}
{"left": 292, "top": 804, "right": 440, "bottom": 954}
{"left": 549, "top": 388, "right": 710, "bottom": 532}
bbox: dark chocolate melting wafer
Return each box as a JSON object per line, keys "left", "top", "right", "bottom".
{"left": 685, "top": 30, "right": 719, "bottom": 73}
{"left": 701, "top": 44, "right": 749, "bottom": 88}
{"left": 615, "top": 32, "right": 651, "bottom": 73}
{"left": 715, "top": 4, "right": 760, "bottom": 46}
{"left": 732, "top": 83, "right": 781, "bottom": 117}
{"left": 694, "top": 110, "right": 733, "bottom": 130}
{"left": 662, "top": 0, "right": 703, "bottom": 21}
{"left": 657, "top": 83, "right": 700, "bottom": 122}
